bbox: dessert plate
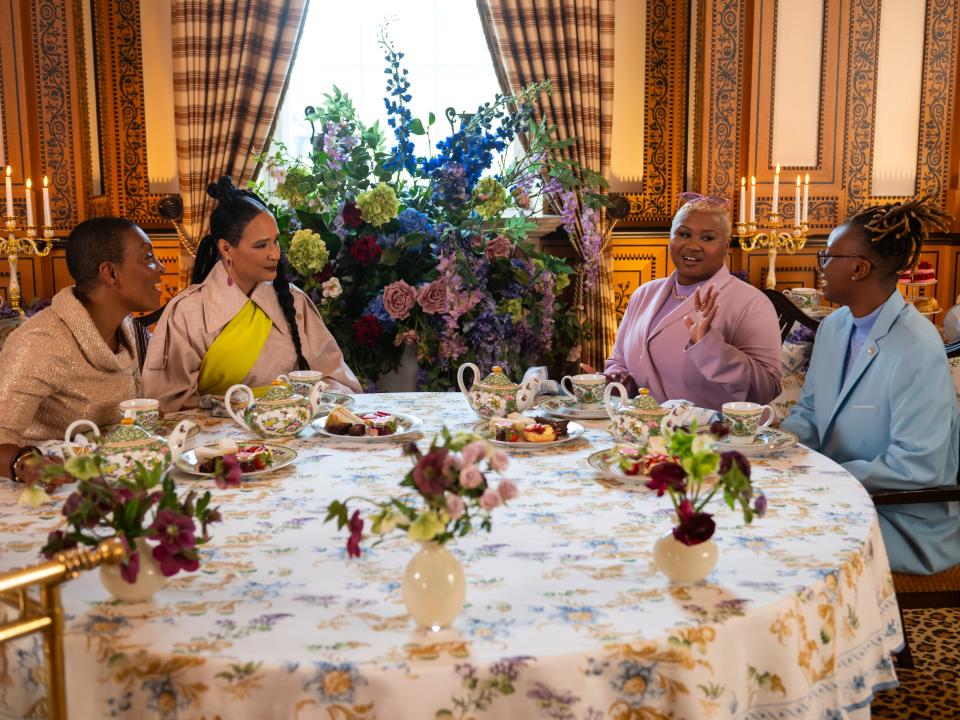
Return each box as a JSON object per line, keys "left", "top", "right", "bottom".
{"left": 587, "top": 447, "right": 641, "bottom": 479}
{"left": 470, "top": 420, "right": 585, "bottom": 450}
{"left": 174, "top": 444, "right": 298, "bottom": 478}
{"left": 538, "top": 396, "right": 614, "bottom": 420}
{"left": 714, "top": 427, "right": 798, "bottom": 456}
{"left": 313, "top": 412, "right": 423, "bottom": 442}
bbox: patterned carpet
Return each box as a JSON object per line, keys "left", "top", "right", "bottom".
{"left": 871, "top": 608, "right": 960, "bottom": 718}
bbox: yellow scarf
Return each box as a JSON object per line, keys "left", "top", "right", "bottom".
{"left": 198, "top": 299, "right": 274, "bottom": 397}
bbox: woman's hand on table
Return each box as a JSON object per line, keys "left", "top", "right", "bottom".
{"left": 684, "top": 285, "right": 718, "bottom": 344}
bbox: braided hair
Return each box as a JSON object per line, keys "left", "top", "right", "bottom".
{"left": 193, "top": 176, "right": 310, "bottom": 370}
{"left": 845, "top": 194, "right": 952, "bottom": 277}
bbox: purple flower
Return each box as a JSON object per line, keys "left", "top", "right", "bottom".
{"left": 120, "top": 548, "right": 140, "bottom": 583}
{"left": 413, "top": 448, "right": 451, "bottom": 496}
{"left": 754, "top": 493, "right": 768, "bottom": 518}
{"left": 673, "top": 511, "right": 716, "bottom": 546}
{"left": 347, "top": 510, "right": 363, "bottom": 558}
{"left": 719, "top": 451, "right": 750, "bottom": 478}
{"left": 215, "top": 455, "right": 243, "bottom": 489}
{"left": 150, "top": 509, "right": 196, "bottom": 553}
{"left": 152, "top": 544, "right": 200, "bottom": 576}
{"left": 645, "top": 462, "right": 687, "bottom": 497}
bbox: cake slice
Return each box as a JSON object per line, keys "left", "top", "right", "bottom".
{"left": 325, "top": 405, "right": 366, "bottom": 435}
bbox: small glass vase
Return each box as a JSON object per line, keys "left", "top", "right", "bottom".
{"left": 402, "top": 541, "right": 465, "bottom": 630}
{"left": 653, "top": 531, "right": 718, "bottom": 583}
{"left": 100, "top": 537, "right": 168, "bottom": 602}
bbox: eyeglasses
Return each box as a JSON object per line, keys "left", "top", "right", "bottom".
{"left": 816, "top": 250, "right": 867, "bottom": 269}
{"left": 678, "top": 192, "right": 732, "bottom": 210}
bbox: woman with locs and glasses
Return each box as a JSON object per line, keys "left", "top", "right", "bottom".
{"left": 583, "top": 193, "right": 782, "bottom": 411}
{"left": 142, "top": 177, "right": 361, "bottom": 412}
{"left": 783, "top": 196, "right": 959, "bottom": 575}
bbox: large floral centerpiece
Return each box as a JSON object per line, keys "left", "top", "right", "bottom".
{"left": 258, "top": 30, "right": 606, "bottom": 390}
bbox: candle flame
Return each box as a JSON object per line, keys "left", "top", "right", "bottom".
{"left": 741, "top": 176, "right": 745, "bottom": 186}
{"left": 804, "top": 173, "right": 810, "bottom": 184}
{"left": 775, "top": 163, "right": 780, "bottom": 174}
{"left": 796, "top": 175, "right": 800, "bottom": 186}
{"left": 4, "top": 166, "right": 10, "bottom": 178}
{"left": 25, "top": 178, "right": 31, "bottom": 189}
{"left": 43, "top": 176, "right": 48, "bottom": 187}
{"left": 751, "top": 176, "right": 756, "bottom": 185}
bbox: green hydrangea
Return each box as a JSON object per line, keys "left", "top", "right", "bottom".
{"left": 500, "top": 298, "right": 524, "bottom": 323}
{"left": 287, "top": 229, "right": 330, "bottom": 275}
{"left": 275, "top": 166, "right": 312, "bottom": 207}
{"left": 472, "top": 177, "right": 507, "bottom": 220}
{"left": 356, "top": 183, "right": 400, "bottom": 227}
{"left": 555, "top": 272, "right": 571, "bottom": 294}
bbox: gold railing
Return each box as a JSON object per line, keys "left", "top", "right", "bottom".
{"left": 0, "top": 539, "right": 124, "bottom": 720}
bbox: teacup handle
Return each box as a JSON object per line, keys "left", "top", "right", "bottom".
{"left": 63, "top": 419, "right": 100, "bottom": 456}
{"left": 758, "top": 405, "right": 775, "bottom": 429}
{"left": 603, "top": 382, "right": 628, "bottom": 421}
{"left": 224, "top": 384, "right": 254, "bottom": 430}
{"left": 276, "top": 374, "right": 290, "bottom": 385}
{"left": 560, "top": 375, "right": 576, "bottom": 398}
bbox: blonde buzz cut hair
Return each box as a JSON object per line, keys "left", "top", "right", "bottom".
{"left": 671, "top": 197, "right": 733, "bottom": 238}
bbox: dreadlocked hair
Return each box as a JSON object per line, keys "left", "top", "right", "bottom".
{"left": 846, "top": 193, "right": 952, "bottom": 277}
{"left": 193, "top": 176, "right": 309, "bottom": 371}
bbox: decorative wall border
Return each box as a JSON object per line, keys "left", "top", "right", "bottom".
{"left": 704, "top": 0, "right": 746, "bottom": 198}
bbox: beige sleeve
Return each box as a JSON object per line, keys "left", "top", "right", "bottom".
{"left": 296, "top": 291, "right": 363, "bottom": 393}
{"left": 0, "top": 326, "right": 59, "bottom": 446}
{"left": 141, "top": 298, "right": 207, "bottom": 412}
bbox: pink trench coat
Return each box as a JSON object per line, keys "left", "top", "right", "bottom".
{"left": 604, "top": 266, "right": 782, "bottom": 411}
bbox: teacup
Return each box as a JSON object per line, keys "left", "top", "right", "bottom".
{"left": 118, "top": 398, "right": 160, "bottom": 431}
{"left": 560, "top": 373, "right": 607, "bottom": 409}
{"left": 278, "top": 370, "right": 328, "bottom": 399}
{"left": 721, "top": 402, "right": 774, "bottom": 444}
{"left": 785, "top": 287, "right": 820, "bottom": 309}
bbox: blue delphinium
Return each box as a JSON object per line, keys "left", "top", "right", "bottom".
{"left": 364, "top": 293, "right": 397, "bottom": 332}
{"left": 381, "top": 33, "right": 416, "bottom": 175}
{"left": 397, "top": 208, "right": 434, "bottom": 236}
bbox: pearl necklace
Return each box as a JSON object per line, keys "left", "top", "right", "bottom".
{"left": 672, "top": 282, "right": 689, "bottom": 302}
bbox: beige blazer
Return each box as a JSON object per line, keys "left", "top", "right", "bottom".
{"left": 142, "top": 262, "right": 361, "bottom": 412}
{"left": 0, "top": 288, "right": 140, "bottom": 446}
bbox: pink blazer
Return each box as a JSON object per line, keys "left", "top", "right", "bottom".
{"left": 605, "top": 266, "right": 782, "bottom": 410}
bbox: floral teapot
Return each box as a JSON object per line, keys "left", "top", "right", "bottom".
{"left": 603, "top": 385, "right": 669, "bottom": 444}
{"left": 225, "top": 379, "right": 325, "bottom": 438}
{"left": 63, "top": 417, "right": 196, "bottom": 481}
{"left": 457, "top": 364, "right": 537, "bottom": 418}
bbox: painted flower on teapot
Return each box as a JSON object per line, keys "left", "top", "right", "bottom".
{"left": 63, "top": 417, "right": 196, "bottom": 481}
{"left": 225, "top": 379, "right": 325, "bottom": 438}
{"left": 603, "top": 385, "right": 668, "bottom": 444}
{"left": 457, "top": 364, "right": 537, "bottom": 419}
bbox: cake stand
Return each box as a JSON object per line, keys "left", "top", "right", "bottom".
{"left": 899, "top": 278, "right": 939, "bottom": 319}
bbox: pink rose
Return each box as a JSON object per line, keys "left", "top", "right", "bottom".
{"left": 444, "top": 492, "right": 465, "bottom": 520}
{"left": 489, "top": 450, "right": 509, "bottom": 472}
{"left": 417, "top": 280, "right": 448, "bottom": 315}
{"left": 497, "top": 479, "right": 518, "bottom": 502}
{"left": 442, "top": 453, "right": 462, "bottom": 477}
{"left": 484, "top": 235, "right": 513, "bottom": 261}
{"left": 459, "top": 464, "right": 484, "bottom": 489}
{"left": 460, "top": 441, "right": 487, "bottom": 466}
{"left": 383, "top": 280, "right": 417, "bottom": 320}
{"left": 480, "top": 487, "right": 502, "bottom": 511}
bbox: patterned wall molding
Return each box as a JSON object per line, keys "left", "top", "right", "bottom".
{"left": 619, "top": 0, "right": 689, "bottom": 225}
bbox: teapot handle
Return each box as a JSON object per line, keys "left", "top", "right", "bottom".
{"left": 224, "top": 384, "right": 254, "bottom": 430}
{"left": 307, "top": 382, "right": 326, "bottom": 417}
{"left": 603, "top": 382, "right": 628, "bottom": 421}
{"left": 63, "top": 419, "right": 100, "bottom": 457}
{"left": 457, "top": 363, "right": 480, "bottom": 395}
{"left": 166, "top": 420, "right": 197, "bottom": 460}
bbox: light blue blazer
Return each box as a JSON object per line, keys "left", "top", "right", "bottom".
{"left": 782, "top": 291, "right": 960, "bottom": 575}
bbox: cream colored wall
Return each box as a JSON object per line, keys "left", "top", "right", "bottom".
{"left": 140, "top": 0, "right": 178, "bottom": 194}
{"left": 609, "top": 0, "right": 645, "bottom": 192}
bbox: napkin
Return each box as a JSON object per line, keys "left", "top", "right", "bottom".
{"left": 522, "top": 366, "right": 561, "bottom": 396}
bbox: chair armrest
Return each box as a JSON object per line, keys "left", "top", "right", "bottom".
{"left": 870, "top": 487, "right": 960, "bottom": 505}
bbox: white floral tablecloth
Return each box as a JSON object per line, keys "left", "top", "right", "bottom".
{"left": 1, "top": 392, "right": 903, "bottom": 719}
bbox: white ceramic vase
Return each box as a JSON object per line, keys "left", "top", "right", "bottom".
{"left": 401, "top": 541, "right": 465, "bottom": 629}
{"left": 100, "top": 537, "right": 168, "bottom": 602}
{"left": 378, "top": 344, "right": 419, "bottom": 392}
{"left": 653, "top": 532, "right": 718, "bottom": 583}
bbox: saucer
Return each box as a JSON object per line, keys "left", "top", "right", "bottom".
{"left": 538, "top": 396, "right": 613, "bottom": 420}
{"left": 471, "top": 420, "right": 586, "bottom": 450}
{"left": 715, "top": 427, "right": 798, "bottom": 455}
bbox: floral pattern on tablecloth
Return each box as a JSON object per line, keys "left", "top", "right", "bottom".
{"left": 0, "top": 393, "right": 902, "bottom": 719}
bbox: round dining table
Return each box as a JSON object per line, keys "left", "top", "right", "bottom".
{"left": 0, "top": 392, "right": 903, "bottom": 719}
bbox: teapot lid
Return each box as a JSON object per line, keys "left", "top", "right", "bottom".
{"left": 632, "top": 388, "right": 661, "bottom": 410}
{"left": 105, "top": 417, "right": 154, "bottom": 444}
{"left": 262, "top": 379, "right": 296, "bottom": 401}
{"left": 481, "top": 366, "right": 517, "bottom": 388}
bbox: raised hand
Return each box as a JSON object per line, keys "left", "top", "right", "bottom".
{"left": 683, "top": 285, "right": 718, "bottom": 344}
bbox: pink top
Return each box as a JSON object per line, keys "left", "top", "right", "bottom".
{"left": 605, "top": 266, "right": 782, "bottom": 410}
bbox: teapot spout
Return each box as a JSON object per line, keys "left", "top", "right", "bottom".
{"left": 166, "top": 420, "right": 197, "bottom": 460}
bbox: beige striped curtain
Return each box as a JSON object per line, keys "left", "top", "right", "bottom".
{"left": 171, "top": 0, "right": 310, "bottom": 282}
{"left": 477, "top": 0, "right": 616, "bottom": 370}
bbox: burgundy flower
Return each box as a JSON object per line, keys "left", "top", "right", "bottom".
{"left": 342, "top": 201, "right": 363, "bottom": 228}
{"left": 709, "top": 420, "right": 731, "bottom": 439}
{"left": 754, "top": 493, "right": 768, "bottom": 518}
{"left": 719, "top": 451, "right": 750, "bottom": 478}
{"left": 383, "top": 280, "right": 418, "bottom": 320}
{"left": 347, "top": 510, "right": 364, "bottom": 558}
{"left": 41, "top": 530, "right": 77, "bottom": 558}
{"left": 412, "top": 448, "right": 451, "bottom": 496}
{"left": 352, "top": 314, "right": 382, "bottom": 347}
{"left": 150, "top": 509, "right": 196, "bottom": 553}
{"left": 313, "top": 263, "right": 334, "bottom": 285}
{"left": 215, "top": 455, "right": 243, "bottom": 489}
{"left": 417, "top": 279, "right": 447, "bottom": 315}
{"left": 672, "top": 511, "right": 716, "bottom": 546}
{"left": 645, "top": 462, "right": 687, "bottom": 497}
{"left": 402, "top": 441, "right": 421, "bottom": 457}
{"left": 152, "top": 544, "right": 200, "bottom": 576}
{"left": 677, "top": 498, "right": 695, "bottom": 522}
{"left": 349, "top": 235, "right": 382, "bottom": 266}
{"left": 120, "top": 549, "right": 140, "bottom": 583}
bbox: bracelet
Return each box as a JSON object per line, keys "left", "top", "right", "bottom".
{"left": 8, "top": 446, "right": 38, "bottom": 483}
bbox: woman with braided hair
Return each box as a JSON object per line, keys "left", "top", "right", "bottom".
{"left": 783, "top": 195, "right": 959, "bottom": 574}
{"left": 142, "top": 177, "right": 360, "bottom": 411}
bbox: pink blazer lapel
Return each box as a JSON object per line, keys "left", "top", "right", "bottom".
{"left": 647, "top": 267, "right": 735, "bottom": 342}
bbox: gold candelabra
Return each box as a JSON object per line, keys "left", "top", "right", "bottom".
{"left": 3, "top": 216, "right": 54, "bottom": 315}
{"left": 736, "top": 212, "right": 808, "bottom": 290}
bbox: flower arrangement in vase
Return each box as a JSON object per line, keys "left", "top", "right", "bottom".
{"left": 325, "top": 427, "right": 515, "bottom": 628}
{"left": 39, "top": 457, "right": 222, "bottom": 602}
{"left": 258, "top": 28, "right": 609, "bottom": 390}
{"left": 644, "top": 422, "right": 767, "bottom": 582}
